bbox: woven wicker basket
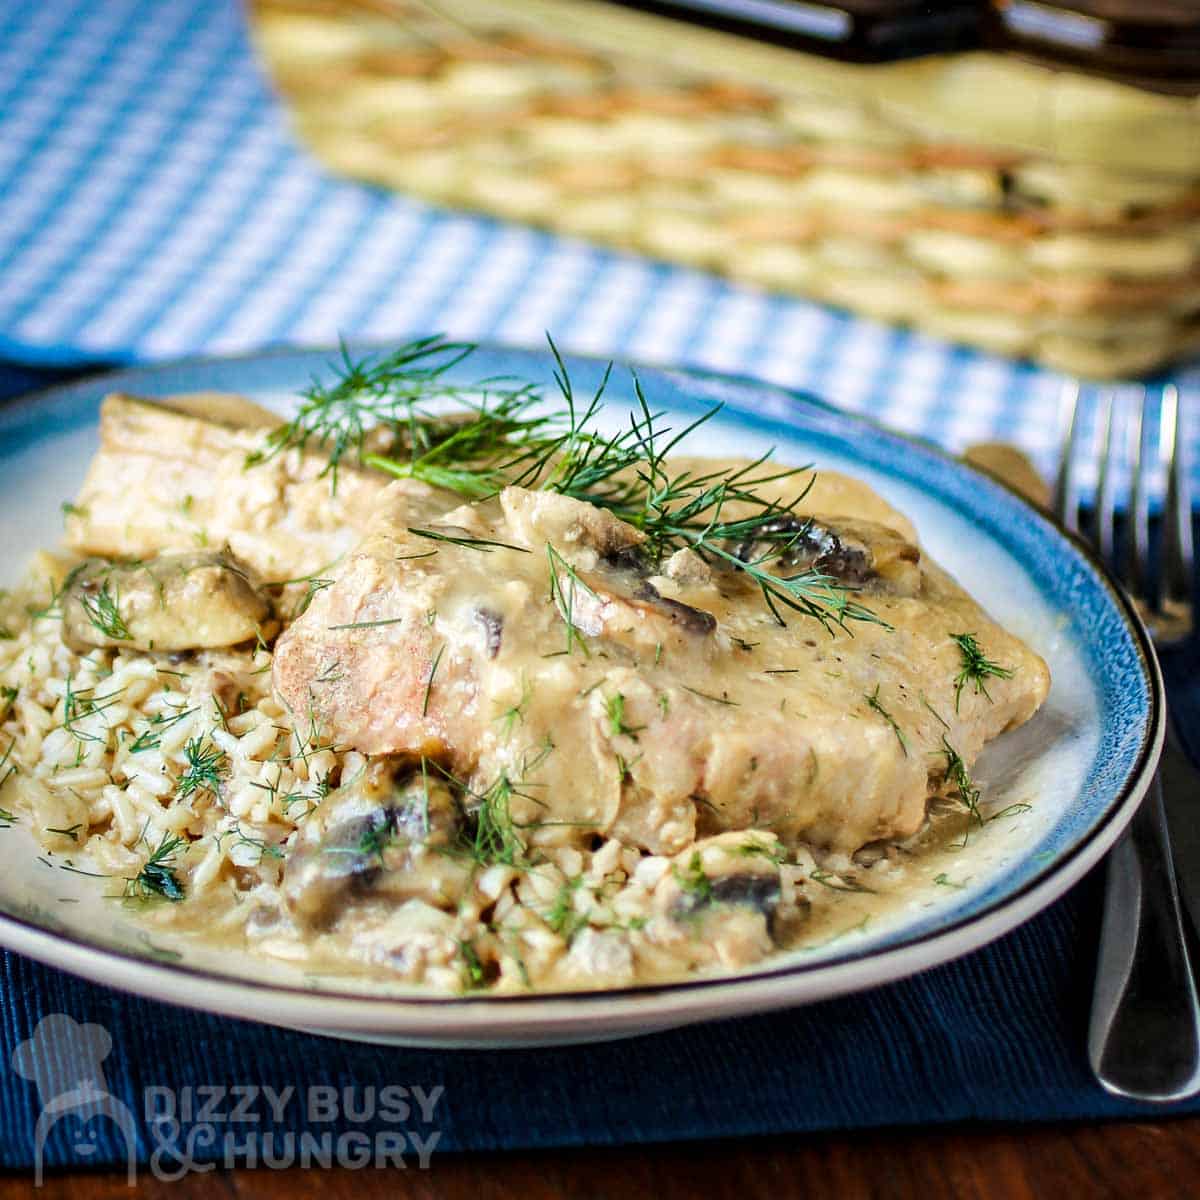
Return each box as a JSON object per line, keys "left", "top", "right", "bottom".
{"left": 251, "top": 0, "right": 1200, "bottom": 377}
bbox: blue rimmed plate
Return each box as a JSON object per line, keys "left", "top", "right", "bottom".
{"left": 0, "top": 344, "right": 1163, "bottom": 1046}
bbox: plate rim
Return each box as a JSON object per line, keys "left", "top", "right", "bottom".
{"left": 0, "top": 340, "right": 1166, "bottom": 1037}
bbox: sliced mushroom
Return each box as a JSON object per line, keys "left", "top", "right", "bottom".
{"left": 730, "top": 515, "right": 920, "bottom": 595}
{"left": 282, "top": 771, "right": 468, "bottom": 928}
{"left": 652, "top": 832, "right": 802, "bottom": 969}
{"left": 60, "top": 551, "right": 273, "bottom": 653}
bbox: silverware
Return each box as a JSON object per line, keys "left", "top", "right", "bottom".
{"left": 1055, "top": 383, "right": 1200, "bottom": 1102}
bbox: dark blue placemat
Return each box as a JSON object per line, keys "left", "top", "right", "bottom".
{"left": 2, "top": 363, "right": 1199, "bottom": 1179}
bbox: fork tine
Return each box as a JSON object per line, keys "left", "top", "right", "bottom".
{"left": 1095, "top": 390, "right": 1118, "bottom": 563}
{"left": 1161, "top": 384, "right": 1195, "bottom": 605}
{"left": 1126, "top": 386, "right": 1151, "bottom": 600}
{"left": 1053, "top": 380, "right": 1082, "bottom": 534}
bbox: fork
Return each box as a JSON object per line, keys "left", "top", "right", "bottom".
{"left": 1055, "top": 382, "right": 1200, "bottom": 1102}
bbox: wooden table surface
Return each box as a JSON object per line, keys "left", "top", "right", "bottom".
{"left": 4, "top": 1119, "right": 1198, "bottom": 1198}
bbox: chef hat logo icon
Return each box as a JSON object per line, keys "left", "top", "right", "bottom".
{"left": 11, "top": 1014, "right": 138, "bottom": 1186}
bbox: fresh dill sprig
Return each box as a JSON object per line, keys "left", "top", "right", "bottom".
{"left": 123, "top": 832, "right": 186, "bottom": 903}
{"left": 540, "top": 380, "right": 885, "bottom": 632}
{"left": 950, "top": 632, "right": 1014, "bottom": 711}
{"left": 254, "top": 335, "right": 885, "bottom": 632}
{"left": 427, "top": 760, "right": 538, "bottom": 870}
{"left": 176, "top": 737, "right": 227, "bottom": 802}
{"left": 247, "top": 335, "right": 547, "bottom": 494}
{"left": 462, "top": 773, "right": 529, "bottom": 868}
{"left": 940, "top": 736, "right": 983, "bottom": 840}
{"left": 79, "top": 581, "right": 131, "bottom": 641}
{"left": 865, "top": 684, "right": 909, "bottom": 756}
{"left": 60, "top": 678, "right": 125, "bottom": 765}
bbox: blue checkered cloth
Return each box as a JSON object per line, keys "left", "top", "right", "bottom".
{"left": 0, "top": 0, "right": 1197, "bottom": 489}
{"left": 2, "top": 0, "right": 1200, "bottom": 1174}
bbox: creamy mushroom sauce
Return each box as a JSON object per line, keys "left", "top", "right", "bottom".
{"left": 0, "top": 390, "right": 1051, "bottom": 994}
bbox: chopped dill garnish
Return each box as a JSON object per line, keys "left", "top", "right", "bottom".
{"left": 281, "top": 772, "right": 332, "bottom": 817}
{"left": 127, "top": 704, "right": 197, "bottom": 754}
{"left": 736, "top": 838, "right": 788, "bottom": 865}
{"left": 680, "top": 685, "right": 739, "bottom": 707}
{"left": 1, "top": 685, "right": 16, "bottom": 715}
{"left": 988, "top": 802, "right": 1033, "bottom": 822}
{"left": 27, "top": 563, "right": 86, "bottom": 622}
{"left": 79, "top": 581, "right": 132, "bottom": 641}
{"left": 940, "top": 737, "right": 983, "bottom": 841}
{"left": 60, "top": 678, "right": 125, "bottom": 764}
{"left": 543, "top": 877, "right": 588, "bottom": 942}
{"left": 865, "top": 684, "right": 908, "bottom": 756}
{"left": 326, "top": 616, "right": 405, "bottom": 631}
{"left": 949, "top": 632, "right": 1014, "bottom": 712}
{"left": 422, "top": 643, "right": 445, "bottom": 717}
{"left": 407, "top": 527, "right": 530, "bottom": 555}
{"left": 495, "top": 675, "right": 531, "bottom": 737}
{"left": 217, "top": 824, "right": 285, "bottom": 864}
{"left": 176, "top": 737, "right": 227, "bottom": 802}
{"left": 605, "top": 692, "right": 644, "bottom": 739}
{"left": 431, "top": 764, "right": 535, "bottom": 870}
{"left": 0, "top": 808, "right": 14, "bottom": 829}
{"left": 546, "top": 544, "right": 595, "bottom": 656}
{"left": 290, "top": 575, "right": 334, "bottom": 619}
{"left": 315, "top": 661, "right": 344, "bottom": 685}
{"left": 457, "top": 939, "right": 487, "bottom": 990}
{"left": 919, "top": 691, "right": 950, "bottom": 730}
{"left": 45, "top": 824, "right": 82, "bottom": 841}
{"left": 809, "top": 868, "right": 876, "bottom": 894}
{"left": 933, "top": 872, "right": 968, "bottom": 889}
{"left": 673, "top": 851, "right": 713, "bottom": 904}
{"left": 123, "top": 832, "right": 186, "bottom": 903}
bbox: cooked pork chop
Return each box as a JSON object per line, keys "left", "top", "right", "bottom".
{"left": 273, "top": 469, "right": 1049, "bottom": 855}
{"left": 65, "top": 393, "right": 444, "bottom": 582}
